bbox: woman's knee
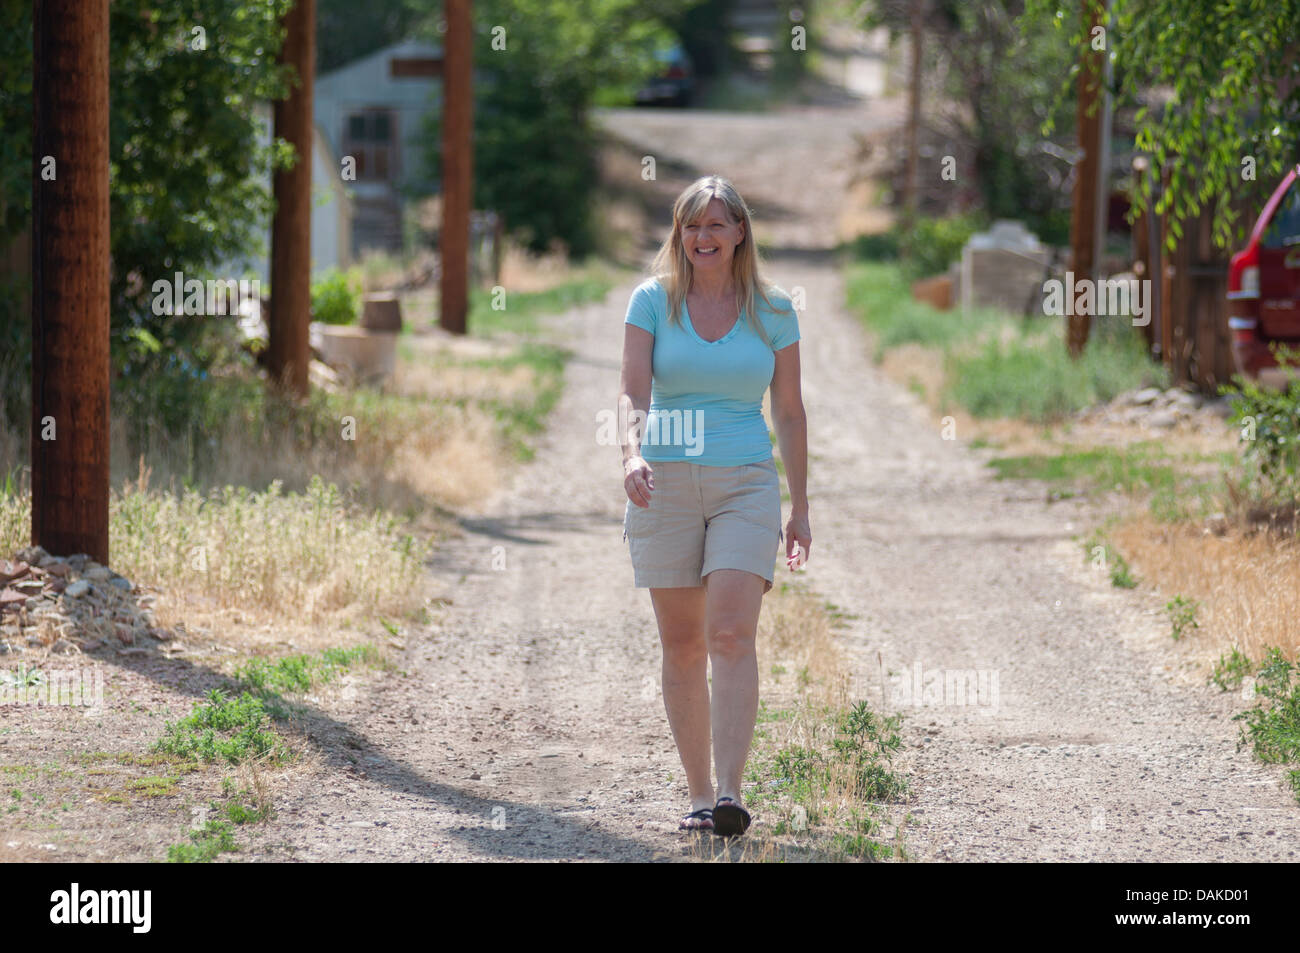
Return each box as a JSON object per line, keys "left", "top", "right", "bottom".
{"left": 660, "top": 626, "right": 707, "bottom": 668}
{"left": 707, "top": 618, "right": 756, "bottom": 660}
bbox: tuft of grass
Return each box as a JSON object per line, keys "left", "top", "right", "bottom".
{"left": 154, "top": 689, "right": 289, "bottom": 766}
{"left": 1164, "top": 595, "right": 1200, "bottom": 640}
{"left": 466, "top": 274, "right": 613, "bottom": 337}
{"left": 946, "top": 329, "right": 1165, "bottom": 422}
{"left": 467, "top": 343, "right": 569, "bottom": 461}
{"left": 991, "top": 443, "right": 1176, "bottom": 493}
{"left": 1233, "top": 648, "right": 1300, "bottom": 803}
{"left": 844, "top": 260, "right": 1165, "bottom": 422}
{"left": 233, "top": 644, "right": 382, "bottom": 698}
{"left": 1212, "top": 648, "right": 1254, "bottom": 692}
{"left": 167, "top": 819, "right": 239, "bottom": 863}
{"left": 845, "top": 262, "right": 1002, "bottom": 359}
{"left": 126, "top": 776, "right": 181, "bottom": 798}
{"left": 1083, "top": 530, "right": 1139, "bottom": 588}
{"left": 727, "top": 578, "right": 910, "bottom": 861}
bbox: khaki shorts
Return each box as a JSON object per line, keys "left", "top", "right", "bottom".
{"left": 623, "top": 457, "right": 784, "bottom": 592}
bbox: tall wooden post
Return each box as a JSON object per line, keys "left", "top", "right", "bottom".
{"left": 902, "top": 0, "right": 922, "bottom": 228}
{"left": 440, "top": 0, "right": 473, "bottom": 335}
{"left": 1067, "top": 0, "right": 1105, "bottom": 357}
{"left": 31, "top": 0, "right": 110, "bottom": 562}
{"left": 268, "top": 0, "right": 315, "bottom": 398}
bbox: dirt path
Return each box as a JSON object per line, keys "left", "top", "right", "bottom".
{"left": 246, "top": 94, "right": 1300, "bottom": 862}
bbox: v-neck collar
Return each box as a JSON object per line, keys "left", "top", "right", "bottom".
{"left": 683, "top": 299, "right": 743, "bottom": 346}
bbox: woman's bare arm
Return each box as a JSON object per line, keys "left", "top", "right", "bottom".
{"left": 620, "top": 324, "right": 655, "bottom": 507}
{"left": 770, "top": 341, "right": 810, "bottom": 561}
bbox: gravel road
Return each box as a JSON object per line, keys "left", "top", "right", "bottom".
{"left": 247, "top": 93, "right": 1300, "bottom": 863}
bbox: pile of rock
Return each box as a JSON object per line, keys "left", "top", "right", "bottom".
{"left": 1075, "top": 386, "right": 1235, "bottom": 430}
{"left": 0, "top": 546, "right": 174, "bottom": 656}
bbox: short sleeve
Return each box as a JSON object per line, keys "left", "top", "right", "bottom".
{"left": 625, "top": 279, "right": 659, "bottom": 335}
{"left": 764, "top": 288, "right": 800, "bottom": 350}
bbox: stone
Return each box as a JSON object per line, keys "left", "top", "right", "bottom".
{"left": 0, "top": 561, "right": 31, "bottom": 585}
{"left": 14, "top": 546, "right": 48, "bottom": 566}
{"left": 1146, "top": 409, "right": 1179, "bottom": 429}
{"left": 42, "top": 561, "right": 70, "bottom": 578}
{"left": 64, "top": 580, "right": 92, "bottom": 599}
{"left": 83, "top": 567, "right": 112, "bottom": 582}
{"left": 1132, "top": 387, "right": 1162, "bottom": 405}
{"left": 108, "top": 575, "right": 132, "bottom": 592}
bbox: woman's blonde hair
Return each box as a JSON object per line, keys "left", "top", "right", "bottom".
{"left": 650, "top": 175, "right": 783, "bottom": 348}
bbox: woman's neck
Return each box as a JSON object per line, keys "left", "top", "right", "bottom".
{"left": 690, "top": 269, "right": 735, "bottom": 302}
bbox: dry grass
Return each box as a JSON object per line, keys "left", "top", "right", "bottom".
{"left": 758, "top": 580, "right": 852, "bottom": 711}
{"left": 1111, "top": 513, "right": 1300, "bottom": 668}
{"left": 0, "top": 466, "right": 431, "bottom": 650}
{"left": 0, "top": 330, "right": 554, "bottom": 647}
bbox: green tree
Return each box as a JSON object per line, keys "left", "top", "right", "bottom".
{"left": 420, "top": 0, "right": 686, "bottom": 257}
{"left": 0, "top": 1, "right": 293, "bottom": 442}
{"left": 317, "top": 0, "right": 422, "bottom": 73}
{"left": 1027, "top": 0, "right": 1300, "bottom": 251}
{"left": 868, "top": 1, "right": 1078, "bottom": 244}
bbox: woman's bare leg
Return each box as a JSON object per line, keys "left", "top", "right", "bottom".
{"left": 704, "top": 569, "right": 765, "bottom": 805}
{"left": 649, "top": 585, "right": 713, "bottom": 812}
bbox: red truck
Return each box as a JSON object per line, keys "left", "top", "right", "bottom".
{"left": 1228, "top": 162, "right": 1300, "bottom": 384}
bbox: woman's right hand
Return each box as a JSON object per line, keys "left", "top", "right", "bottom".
{"left": 624, "top": 455, "right": 655, "bottom": 508}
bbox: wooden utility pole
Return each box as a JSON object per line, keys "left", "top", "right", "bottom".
{"left": 440, "top": 0, "right": 473, "bottom": 335}
{"left": 268, "top": 0, "right": 316, "bottom": 398}
{"left": 31, "top": 0, "right": 110, "bottom": 562}
{"left": 1067, "top": 0, "right": 1105, "bottom": 357}
{"left": 902, "top": 0, "right": 923, "bottom": 228}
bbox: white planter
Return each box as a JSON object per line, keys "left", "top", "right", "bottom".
{"left": 312, "top": 323, "right": 398, "bottom": 382}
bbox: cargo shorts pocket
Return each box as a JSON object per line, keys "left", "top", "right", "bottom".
{"left": 740, "top": 461, "right": 782, "bottom": 530}
{"left": 622, "top": 497, "right": 658, "bottom": 542}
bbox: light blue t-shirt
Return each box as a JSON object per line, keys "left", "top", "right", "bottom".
{"left": 624, "top": 276, "right": 800, "bottom": 466}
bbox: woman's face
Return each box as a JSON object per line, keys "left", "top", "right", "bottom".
{"left": 681, "top": 197, "right": 745, "bottom": 275}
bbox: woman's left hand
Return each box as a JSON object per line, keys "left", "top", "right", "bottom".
{"left": 785, "top": 507, "right": 811, "bottom": 569}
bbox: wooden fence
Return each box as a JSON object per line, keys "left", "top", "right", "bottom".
{"left": 1131, "top": 164, "right": 1273, "bottom": 394}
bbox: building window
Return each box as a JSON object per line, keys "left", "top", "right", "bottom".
{"left": 343, "top": 110, "right": 396, "bottom": 182}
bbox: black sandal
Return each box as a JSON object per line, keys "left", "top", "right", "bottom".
{"left": 679, "top": 808, "right": 714, "bottom": 832}
{"left": 713, "top": 797, "right": 751, "bottom": 837}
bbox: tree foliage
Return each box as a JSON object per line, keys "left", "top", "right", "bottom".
{"left": 867, "top": 0, "right": 1078, "bottom": 244}
{"left": 0, "top": 0, "right": 293, "bottom": 440}
{"left": 316, "top": 0, "right": 423, "bottom": 73}
{"left": 1027, "top": 0, "right": 1300, "bottom": 251}
{"left": 420, "top": 0, "right": 687, "bottom": 257}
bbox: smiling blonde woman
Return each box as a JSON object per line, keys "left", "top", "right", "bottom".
{"left": 618, "top": 174, "right": 811, "bottom": 836}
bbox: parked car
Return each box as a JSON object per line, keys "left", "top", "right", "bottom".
{"left": 1227, "top": 162, "right": 1300, "bottom": 384}
{"left": 634, "top": 44, "right": 695, "bottom": 107}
